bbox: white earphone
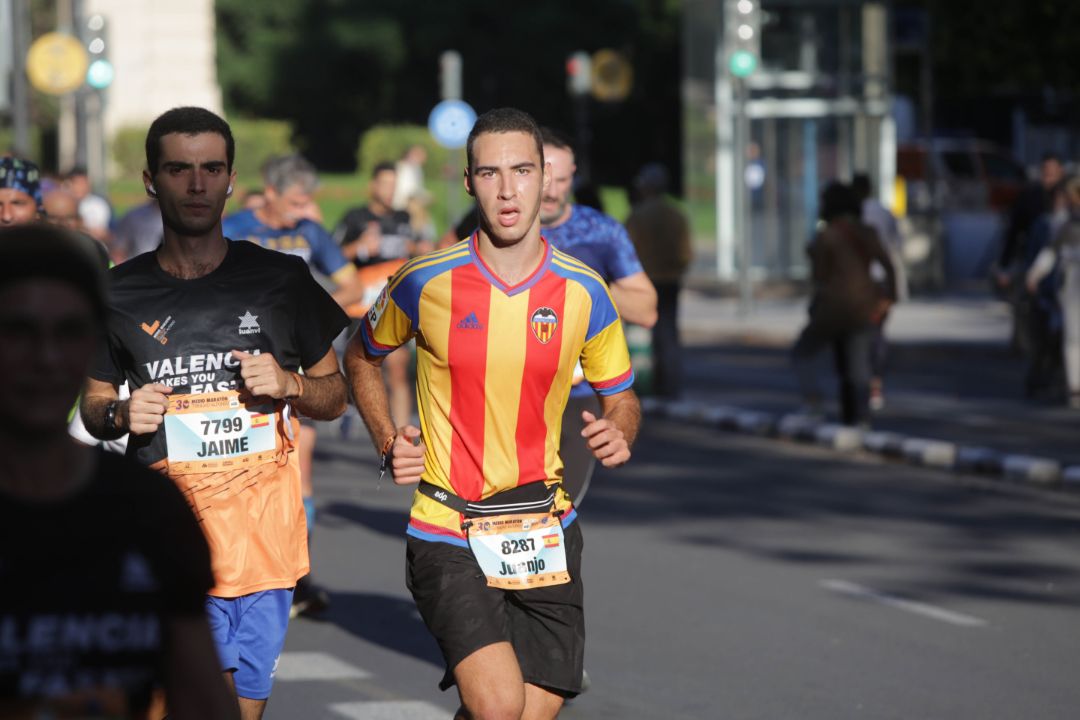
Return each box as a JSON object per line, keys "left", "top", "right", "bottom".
{"left": 226, "top": 184, "right": 234, "bottom": 196}
{"left": 146, "top": 183, "right": 157, "bottom": 196}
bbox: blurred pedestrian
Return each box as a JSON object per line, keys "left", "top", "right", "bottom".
{"left": 0, "top": 156, "right": 42, "bottom": 226}
{"left": 852, "top": 172, "right": 904, "bottom": 409}
{"left": 0, "top": 223, "right": 236, "bottom": 720}
{"left": 63, "top": 166, "right": 112, "bottom": 243}
{"left": 792, "top": 182, "right": 896, "bottom": 427}
{"left": 112, "top": 198, "right": 164, "bottom": 262}
{"left": 392, "top": 144, "right": 427, "bottom": 211}
{"left": 998, "top": 153, "right": 1066, "bottom": 353}
{"left": 1028, "top": 175, "right": 1080, "bottom": 407}
{"left": 626, "top": 162, "right": 691, "bottom": 398}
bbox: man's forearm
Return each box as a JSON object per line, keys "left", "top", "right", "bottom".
{"left": 610, "top": 273, "right": 658, "bottom": 328}
{"left": 80, "top": 393, "right": 126, "bottom": 440}
{"left": 344, "top": 348, "right": 397, "bottom": 453}
{"left": 602, "top": 391, "right": 641, "bottom": 449}
{"left": 291, "top": 372, "right": 348, "bottom": 421}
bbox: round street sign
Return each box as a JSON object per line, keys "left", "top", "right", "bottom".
{"left": 26, "top": 32, "right": 89, "bottom": 95}
{"left": 428, "top": 99, "right": 477, "bottom": 149}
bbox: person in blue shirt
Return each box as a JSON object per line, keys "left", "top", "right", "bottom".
{"left": 222, "top": 154, "right": 362, "bottom": 618}
{"left": 539, "top": 128, "right": 656, "bottom": 505}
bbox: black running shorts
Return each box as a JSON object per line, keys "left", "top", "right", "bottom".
{"left": 405, "top": 521, "right": 585, "bottom": 697}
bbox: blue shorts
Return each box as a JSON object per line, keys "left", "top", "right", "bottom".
{"left": 206, "top": 589, "right": 294, "bottom": 699}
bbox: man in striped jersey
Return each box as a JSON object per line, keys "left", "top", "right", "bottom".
{"left": 345, "top": 108, "right": 640, "bottom": 720}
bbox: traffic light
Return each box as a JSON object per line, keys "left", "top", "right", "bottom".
{"left": 726, "top": 0, "right": 761, "bottom": 78}
{"left": 84, "top": 13, "right": 114, "bottom": 90}
{"left": 566, "top": 51, "right": 592, "bottom": 96}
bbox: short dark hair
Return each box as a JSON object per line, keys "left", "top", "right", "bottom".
{"left": 820, "top": 181, "right": 860, "bottom": 223}
{"left": 539, "top": 126, "right": 573, "bottom": 154}
{"left": 145, "top": 107, "right": 235, "bottom": 175}
{"left": 851, "top": 172, "right": 872, "bottom": 202}
{"left": 372, "top": 161, "right": 396, "bottom": 179}
{"left": 466, "top": 108, "right": 544, "bottom": 172}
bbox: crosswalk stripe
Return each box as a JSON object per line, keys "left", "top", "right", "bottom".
{"left": 329, "top": 700, "right": 449, "bottom": 719}
{"left": 275, "top": 651, "right": 373, "bottom": 681}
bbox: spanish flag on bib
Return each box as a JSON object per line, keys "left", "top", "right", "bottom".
{"left": 360, "top": 236, "right": 633, "bottom": 546}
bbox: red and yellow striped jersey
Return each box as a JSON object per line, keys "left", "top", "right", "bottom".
{"left": 360, "top": 236, "right": 634, "bottom": 544}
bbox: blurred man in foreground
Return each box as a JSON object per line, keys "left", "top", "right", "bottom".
{"left": 0, "top": 223, "right": 236, "bottom": 719}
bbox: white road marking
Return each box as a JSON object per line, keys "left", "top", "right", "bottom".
{"left": 329, "top": 700, "right": 449, "bottom": 719}
{"left": 820, "top": 579, "right": 988, "bottom": 628}
{"left": 274, "top": 651, "right": 372, "bottom": 681}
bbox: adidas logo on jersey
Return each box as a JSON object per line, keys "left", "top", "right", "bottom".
{"left": 457, "top": 312, "right": 483, "bottom": 330}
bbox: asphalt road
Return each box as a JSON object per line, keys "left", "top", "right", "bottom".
{"left": 267, "top": 416, "right": 1080, "bottom": 719}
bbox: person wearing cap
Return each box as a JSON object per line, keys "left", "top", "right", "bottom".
{"left": 625, "top": 162, "right": 692, "bottom": 399}
{"left": 0, "top": 223, "right": 237, "bottom": 719}
{"left": 0, "top": 156, "right": 43, "bottom": 226}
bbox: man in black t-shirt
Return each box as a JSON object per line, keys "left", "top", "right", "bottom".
{"left": 0, "top": 223, "right": 236, "bottom": 719}
{"left": 334, "top": 161, "right": 422, "bottom": 267}
{"left": 80, "top": 108, "right": 350, "bottom": 720}
{"left": 334, "top": 161, "right": 423, "bottom": 427}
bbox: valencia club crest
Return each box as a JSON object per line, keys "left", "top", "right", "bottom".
{"left": 530, "top": 307, "right": 558, "bottom": 344}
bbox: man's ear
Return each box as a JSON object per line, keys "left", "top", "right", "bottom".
{"left": 463, "top": 167, "right": 474, "bottom": 197}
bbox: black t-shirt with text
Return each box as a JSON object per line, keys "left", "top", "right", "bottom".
{"left": 0, "top": 450, "right": 213, "bottom": 716}
{"left": 91, "top": 240, "right": 349, "bottom": 468}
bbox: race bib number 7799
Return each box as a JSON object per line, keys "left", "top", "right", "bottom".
{"left": 163, "top": 390, "right": 279, "bottom": 474}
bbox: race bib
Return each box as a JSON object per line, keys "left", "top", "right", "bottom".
{"left": 163, "top": 390, "right": 279, "bottom": 474}
{"left": 467, "top": 513, "right": 570, "bottom": 590}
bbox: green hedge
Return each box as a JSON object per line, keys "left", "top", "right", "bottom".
{"left": 111, "top": 118, "right": 294, "bottom": 188}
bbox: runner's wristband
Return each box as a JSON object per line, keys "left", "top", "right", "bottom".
{"left": 379, "top": 434, "right": 396, "bottom": 473}
{"left": 378, "top": 433, "right": 396, "bottom": 486}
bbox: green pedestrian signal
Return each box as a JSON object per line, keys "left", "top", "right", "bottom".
{"left": 729, "top": 50, "right": 757, "bottom": 78}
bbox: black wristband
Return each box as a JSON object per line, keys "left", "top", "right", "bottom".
{"left": 104, "top": 400, "right": 119, "bottom": 432}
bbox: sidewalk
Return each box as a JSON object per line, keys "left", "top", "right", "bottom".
{"left": 654, "top": 290, "right": 1080, "bottom": 488}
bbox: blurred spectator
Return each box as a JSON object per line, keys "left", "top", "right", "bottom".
{"left": 391, "top": 144, "right": 427, "bottom": 211}
{"left": 853, "top": 172, "right": 904, "bottom": 410}
{"left": 0, "top": 156, "right": 42, "bottom": 226}
{"left": 1020, "top": 178, "right": 1069, "bottom": 398}
{"left": 334, "top": 161, "right": 422, "bottom": 265}
{"left": 112, "top": 199, "right": 164, "bottom": 261}
{"left": 1028, "top": 176, "right": 1080, "bottom": 408}
{"left": 997, "top": 153, "right": 1065, "bottom": 352}
{"left": 791, "top": 182, "right": 896, "bottom": 427}
{"left": 42, "top": 188, "right": 83, "bottom": 232}
{"left": 0, "top": 223, "right": 236, "bottom": 719}
{"left": 63, "top": 166, "right": 112, "bottom": 243}
{"left": 241, "top": 188, "right": 266, "bottom": 211}
{"left": 626, "top": 162, "right": 691, "bottom": 398}
{"left": 406, "top": 192, "right": 437, "bottom": 245}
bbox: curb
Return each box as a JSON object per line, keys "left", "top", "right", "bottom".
{"left": 643, "top": 398, "right": 1076, "bottom": 493}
